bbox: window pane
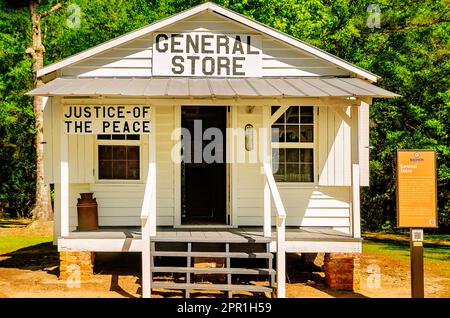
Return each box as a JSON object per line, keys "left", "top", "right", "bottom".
{"left": 273, "top": 163, "right": 285, "bottom": 182}
{"left": 286, "top": 107, "right": 299, "bottom": 123}
{"left": 127, "top": 161, "right": 140, "bottom": 179}
{"left": 112, "top": 161, "right": 127, "bottom": 179}
{"left": 272, "top": 125, "right": 284, "bottom": 142}
{"left": 300, "top": 106, "right": 314, "bottom": 123}
{"left": 126, "top": 135, "right": 140, "bottom": 140}
{"left": 113, "top": 146, "right": 127, "bottom": 160}
{"left": 300, "top": 163, "right": 314, "bottom": 182}
{"left": 285, "top": 164, "right": 301, "bottom": 182}
{"left": 300, "top": 149, "right": 313, "bottom": 163}
{"left": 286, "top": 148, "right": 299, "bottom": 163}
{"left": 300, "top": 125, "right": 313, "bottom": 142}
{"left": 98, "top": 160, "right": 112, "bottom": 179}
{"left": 285, "top": 125, "right": 299, "bottom": 142}
{"left": 98, "top": 145, "right": 112, "bottom": 160}
{"left": 127, "top": 146, "right": 139, "bottom": 160}
{"left": 112, "top": 135, "right": 126, "bottom": 140}
{"left": 97, "top": 134, "right": 111, "bottom": 140}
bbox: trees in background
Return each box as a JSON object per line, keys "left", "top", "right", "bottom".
{"left": 0, "top": 0, "right": 448, "bottom": 230}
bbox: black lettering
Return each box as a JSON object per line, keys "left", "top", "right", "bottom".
{"left": 73, "top": 107, "right": 82, "bottom": 118}
{"left": 94, "top": 106, "right": 101, "bottom": 118}
{"left": 142, "top": 121, "right": 151, "bottom": 133}
{"left": 117, "top": 106, "right": 124, "bottom": 118}
{"left": 233, "top": 57, "right": 245, "bottom": 76}
{"left": 201, "top": 34, "right": 214, "bottom": 54}
{"left": 186, "top": 34, "right": 199, "bottom": 53}
{"left": 172, "top": 56, "right": 184, "bottom": 74}
{"left": 142, "top": 106, "right": 150, "bottom": 118}
{"left": 170, "top": 34, "right": 183, "bottom": 53}
{"left": 108, "top": 106, "right": 115, "bottom": 118}
{"left": 64, "top": 121, "right": 71, "bottom": 132}
{"left": 217, "top": 57, "right": 230, "bottom": 76}
{"left": 123, "top": 121, "right": 130, "bottom": 133}
{"left": 64, "top": 107, "right": 72, "bottom": 118}
{"left": 246, "top": 36, "right": 259, "bottom": 54}
{"left": 133, "top": 107, "right": 141, "bottom": 118}
{"left": 74, "top": 121, "right": 83, "bottom": 132}
{"left": 155, "top": 34, "right": 168, "bottom": 53}
{"left": 85, "top": 121, "right": 92, "bottom": 133}
{"left": 216, "top": 35, "right": 229, "bottom": 54}
{"left": 232, "top": 36, "right": 244, "bottom": 54}
{"left": 202, "top": 57, "right": 215, "bottom": 75}
{"left": 186, "top": 56, "right": 200, "bottom": 75}
{"left": 84, "top": 106, "right": 91, "bottom": 118}
{"left": 133, "top": 121, "right": 141, "bottom": 133}
{"left": 112, "top": 121, "right": 120, "bottom": 133}
{"left": 102, "top": 121, "right": 110, "bottom": 133}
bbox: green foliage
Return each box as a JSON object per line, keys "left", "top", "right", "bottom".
{"left": 0, "top": 0, "right": 448, "bottom": 230}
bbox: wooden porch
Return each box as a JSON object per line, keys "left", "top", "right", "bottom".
{"left": 58, "top": 226, "right": 362, "bottom": 253}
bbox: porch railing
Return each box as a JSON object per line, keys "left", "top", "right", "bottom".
{"left": 262, "top": 162, "right": 286, "bottom": 298}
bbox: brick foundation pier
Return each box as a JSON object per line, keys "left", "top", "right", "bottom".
{"left": 59, "top": 251, "right": 95, "bottom": 281}
{"left": 323, "top": 253, "right": 360, "bottom": 291}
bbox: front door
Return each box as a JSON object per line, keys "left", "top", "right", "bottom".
{"left": 181, "top": 106, "right": 228, "bottom": 225}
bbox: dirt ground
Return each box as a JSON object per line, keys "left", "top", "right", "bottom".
{"left": 0, "top": 222, "right": 449, "bottom": 298}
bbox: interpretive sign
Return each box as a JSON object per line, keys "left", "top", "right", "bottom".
{"left": 396, "top": 149, "right": 438, "bottom": 228}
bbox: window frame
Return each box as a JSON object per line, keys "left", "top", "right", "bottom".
{"left": 94, "top": 135, "right": 143, "bottom": 184}
{"left": 271, "top": 105, "right": 318, "bottom": 186}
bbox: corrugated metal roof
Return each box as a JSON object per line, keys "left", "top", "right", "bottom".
{"left": 26, "top": 77, "right": 400, "bottom": 98}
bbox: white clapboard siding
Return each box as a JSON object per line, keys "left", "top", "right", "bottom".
{"left": 318, "top": 106, "right": 352, "bottom": 186}
{"left": 43, "top": 97, "right": 54, "bottom": 183}
{"left": 359, "top": 101, "right": 370, "bottom": 186}
{"left": 60, "top": 10, "right": 350, "bottom": 78}
{"left": 67, "top": 135, "right": 94, "bottom": 183}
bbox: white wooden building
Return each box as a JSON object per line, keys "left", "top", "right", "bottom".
{"left": 27, "top": 2, "right": 398, "bottom": 298}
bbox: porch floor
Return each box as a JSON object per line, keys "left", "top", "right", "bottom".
{"left": 67, "top": 226, "right": 360, "bottom": 242}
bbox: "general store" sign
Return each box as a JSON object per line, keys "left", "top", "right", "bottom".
{"left": 152, "top": 32, "right": 262, "bottom": 77}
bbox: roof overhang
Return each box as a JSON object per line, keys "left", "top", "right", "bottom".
{"left": 26, "top": 77, "right": 400, "bottom": 99}
{"left": 36, "top": 2, "right": 379, "bottom": 82}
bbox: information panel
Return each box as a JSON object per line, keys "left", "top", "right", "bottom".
{"left": 397, "top": 150, "right": 437, "bottom": 228}
{"left": 63, "top": 105, "right": 151, "bottom": 134}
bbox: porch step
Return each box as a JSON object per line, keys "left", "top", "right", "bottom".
{"left": 152, "top": 266, "right": 275, "bottom": 275}
{"left": 152, "top": 251, "right": 273, "bottom": 259}
{"left": 152, "top": 282, "right": 273, "bottom": 293}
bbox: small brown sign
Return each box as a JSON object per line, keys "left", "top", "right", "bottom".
{"left": 397, "top": 150, "right": 438, "bottom": 228}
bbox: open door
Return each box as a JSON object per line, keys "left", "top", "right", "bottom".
{"left": 181, "top": 106, "right": 228, "bottom": 225}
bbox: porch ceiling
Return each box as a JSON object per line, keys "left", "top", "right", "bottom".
{"left": 26, "top": 77, "right": 400, "bottom": 99}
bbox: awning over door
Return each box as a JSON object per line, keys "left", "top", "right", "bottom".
{"left": 26, "top": 77, "right": 399, "bottom": 98}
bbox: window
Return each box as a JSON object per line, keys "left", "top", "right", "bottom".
{"left": 271, "top": 106, "right": 314, "bottom": 182}
{"left": 97, "top": 135, "right": 141, "bottom": 180}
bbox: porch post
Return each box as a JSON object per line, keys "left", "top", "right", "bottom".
{"left": 351, "top": 105, "right": 361, "bottom": 239}
{"left": 150, "top": 107, "right": 157, "bottom": 237}
{"left": 262, "top": 105, "right": 271, "bottom": 238}
{"left": 60, "top": 115, "right": 69, "bottom": 237}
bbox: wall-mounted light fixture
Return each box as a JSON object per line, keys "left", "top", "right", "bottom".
{"left": 245, "top": 124, "right": 254, "bottom": 151}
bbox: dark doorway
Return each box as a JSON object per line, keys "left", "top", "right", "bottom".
{"left": 181, "top": 106, "right": 228, "bottom": 225}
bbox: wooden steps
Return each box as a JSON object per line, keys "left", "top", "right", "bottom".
{"left": 148, "top": 239, "right": 276, "bottom": 298}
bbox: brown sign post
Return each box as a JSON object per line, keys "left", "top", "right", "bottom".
{"left": 396, "top": 149, "right": 438, "bottom": 298}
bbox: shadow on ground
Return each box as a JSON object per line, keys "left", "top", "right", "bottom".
{"left": 0, "top": 242, "right": 59, "bottom": 276}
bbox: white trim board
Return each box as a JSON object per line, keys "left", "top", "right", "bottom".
{"left": 37, "top": 2, "right": 378, "bottom": 82}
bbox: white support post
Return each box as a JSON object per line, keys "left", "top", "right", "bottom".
{"left": 149, "top": 108, "right": 157, "bottom": 237}
{"left": 352, "top": 164, "right": 361, "bottom": 239}
{"left": 261, "top": 110, "right": 271, "bottom": 238}
{"left": 276, "top": 216, "right": 286, "bottom": 298}
{"left": 60, "top": 125, "right": 69, "bottom": 238}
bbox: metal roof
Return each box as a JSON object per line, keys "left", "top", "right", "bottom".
{"left": 26, "top": 77, "right": 400, "bottom": 98}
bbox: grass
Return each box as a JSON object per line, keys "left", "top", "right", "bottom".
{"left": 362, "top": 232, "right": 450, "bottom": 277}
{"left": 0, "top": 235, "right": 53, "bottom": 253}
{"left": 0, "top": 219, "right": 31, "bottom": 229}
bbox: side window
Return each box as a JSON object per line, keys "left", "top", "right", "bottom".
{"left": 271, "top": 106, "right": 314, "bottom": 182}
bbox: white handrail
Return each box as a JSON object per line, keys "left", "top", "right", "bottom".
{"left": 263, "top": 163, "right": 286, "bottom": 219}
{"left": 262, "top": 162, "right": 286, "bottom": 298}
